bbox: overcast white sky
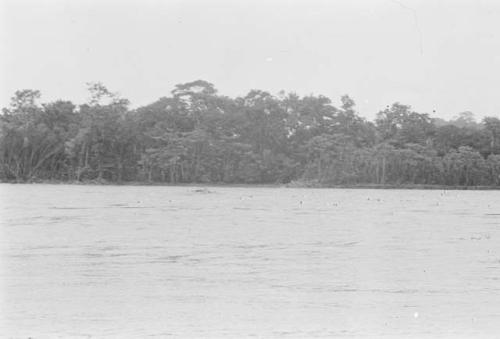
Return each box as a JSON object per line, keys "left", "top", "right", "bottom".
{"left": 1, "top": 0, "right": 499, "bottom": 120}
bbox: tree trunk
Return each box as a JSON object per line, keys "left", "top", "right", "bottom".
{"left": 381, "top": 156, "right": 386, "bottom": 184}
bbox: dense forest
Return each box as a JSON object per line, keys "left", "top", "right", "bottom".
{"left": 2, "top": 80, "right": 500, "bottom": 187}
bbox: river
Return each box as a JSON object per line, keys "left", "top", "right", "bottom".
{"left": 1, "top": 184, "right": 499, "bottom": 338}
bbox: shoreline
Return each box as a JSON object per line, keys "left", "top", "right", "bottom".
{"left": 1, "top": 180, "right": 500, "bottom": 190}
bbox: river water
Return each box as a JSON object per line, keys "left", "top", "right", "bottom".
{"left": 1, "top": 184, "right": 499, "bottom": 338}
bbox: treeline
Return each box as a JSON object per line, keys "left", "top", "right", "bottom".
{"left": 2, "top": 80, "right": 500, "bottom": 186}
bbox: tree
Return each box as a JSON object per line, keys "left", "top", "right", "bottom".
{"left": 451, "top": 111, "right": 480, "bottom": 129}
{"left": 376, "top": 103, "right": 434, "bottom": 146}
{"left": 2, "top": 80, "right": 500, "bottom": 187}
{"left": 443, "top": 146, "right": 488, "bottom": 186}
{"left": 65, "top": 83, "right": 131, "bottom": 181}
{"left": 0, "top": 90, "right": 69, "bottom": 180}
{"left": 483, "top": 117, "right": 500, "bottom": 154}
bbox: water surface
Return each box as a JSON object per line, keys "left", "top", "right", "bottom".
{"left": 1, "top": 184, "right": 500, "bottom": 338}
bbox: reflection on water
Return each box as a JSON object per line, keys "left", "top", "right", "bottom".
{"left": 1, "top": 184, "right": 500, "bottom": 338}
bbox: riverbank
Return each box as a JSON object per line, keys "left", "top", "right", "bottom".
{"left": 1, "top": 178, "right": 500, "bottom": 190}
{"left": 288, "top": 182, "right": 500, "bottom": 190}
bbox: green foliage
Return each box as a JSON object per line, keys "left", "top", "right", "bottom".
{"left": 1, "top": 80, "right": 499, "bottom": 186}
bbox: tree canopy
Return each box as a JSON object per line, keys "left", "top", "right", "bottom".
{"left": 1, "top": 80, "right": 499, "bottom": 186}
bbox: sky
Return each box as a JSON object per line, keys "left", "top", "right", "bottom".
{"left": 1, "top": 0, "right": 499, "bottom": 121}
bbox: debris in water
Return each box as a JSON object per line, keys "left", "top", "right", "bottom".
{"left": 193, "top": 187, "right": 214, "bottom": 194}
